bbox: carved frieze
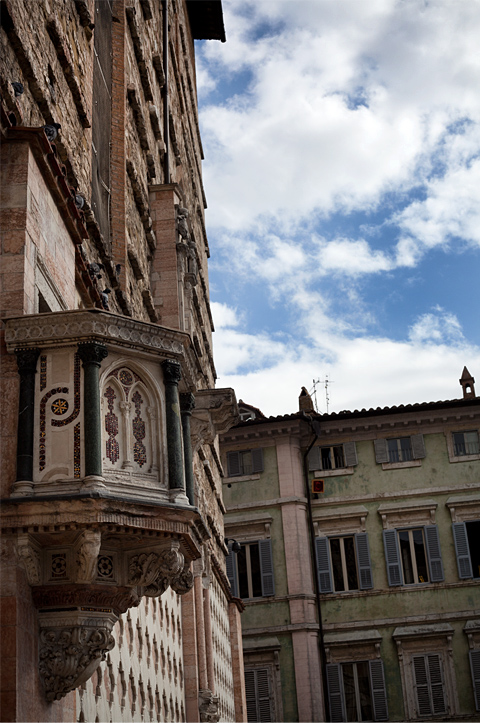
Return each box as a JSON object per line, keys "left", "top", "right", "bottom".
{"left": 74, "top": 529, "right": 102, "bottom": 583}
{"left": 199, "top": 689, "right": 220, "bottom": 723}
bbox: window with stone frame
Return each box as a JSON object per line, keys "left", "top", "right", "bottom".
{"left": 226, "top": 539, "right": 274, "bottom": 599}
{"left": 393, "top": 624, "right": 457, "bottom": 720}
{"left": 383, "top": 526, "right": 444, "bottom": 586}
{"left": 453, "top": 430, "right": 480, "bottom": 457}
{"left": 327, "top": 659, "right": 388, "bottom": 722}
{"left": 315, "top": 533, "right": 373, "bottom": 593}
{"left": 308, "top": 442, "right": 358, "bottom": 472}
{"left": 227, "top": 448, "right": 263, "bottom": 477}
{"left": 374, "top": 434, "right": 426, "bottom": 466}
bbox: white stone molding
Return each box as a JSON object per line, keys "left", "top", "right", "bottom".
{"left": 377, "top": 498, "right": 438, "bottom": 530}
{"left": 323, "top": 629, "right": 382, "bottom": 664}
{"left": 16, "top": 533, "right": 41, "bottom": 585}
{"left": 464, "top": 620, "right": 480, "bottom": 650}
{"left": 147, "top": 406, "right": 159, "bottom": 473}
{"left": 225, "top": 512, "right": 273, "bottom": 542}
{"left": 74, "top": 529, "right": 102, "bottom": 583}
{"left": 313, "top": 504, "right": 368, "bottom": 536}
{"left": 446, "top": 493, "right": 480, "bottom": 522}
{"left": 119, "top": 401, "right": 133, "bottom": 469}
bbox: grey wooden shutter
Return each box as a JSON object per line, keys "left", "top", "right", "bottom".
{"left": 369, "top": 659, "right": 388, "bottom": 721}
{"left": 413, "top": 654, "right": 447, "bottom": 717}
{"left": 383, "top": 529, "right": 402, "bottom": 586}
{"left": 374, "top": 438, "right": 389, "bottom": 464}
{"left": 452, "top": 522, "right": 473, "bottom": 579}
{"left": 308, "top": 446, "right": 321, "bottom": 471}
{"left": 315, "top": 537, "right": 333, "bottom": 593}
{"left": 469, "top": 650, "right": 480, "bottom": 711}
{"left": 245, "top": 670, "right": 258, "bottom": 722}
{"left": 226, "top": 544, "right": 238, "bottom": 597}
{"left": 258, "top": 539, "right": 275, "bottom": 596}
{"left": 227, "top": 451, "right": 241, "bottom": 477}
{"left": 326, "top": 664, "right": 346, "bottom": 722}
{"left": 251, "top": 447, "right": 264, "bottom": 473}
{"left": 245, "top": 669, "right": 272, "bottom": 722}
{"left": 411, "top": 433, "right": 426, "bottom": 459}
{"left": 343, "top": 441, "right": 358, "bottom": 466}
{"left": 355, "top": 533, "right": 373, "bottom": 590}
{"left": 424, "top": 525, "right": 444, "bottom": 582}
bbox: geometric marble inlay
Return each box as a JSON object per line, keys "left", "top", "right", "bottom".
{"left": 104, "top": 386, "right": 120, "bottom": 465}
{"left": 51, "top": 398, "right": 68, "bottom": 415}
{"left": 132, "top": 391, "right": 147, "bottom": 468}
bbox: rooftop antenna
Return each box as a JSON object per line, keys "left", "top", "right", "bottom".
{"left": 310, "top": 379, "right": 321, "bottom": 413}
{"left": 313, "top": 376, "right": 334, "bottom": 414}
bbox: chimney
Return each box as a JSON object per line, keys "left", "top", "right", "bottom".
{"left": 299, "top": 386, "right": 314, "bottom": 412}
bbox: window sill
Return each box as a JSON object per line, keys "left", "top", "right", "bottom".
{"left": 223, "top": 473, "right": 261, "bottom": 484}
{"left": 448, "top": 453, "right": 480, "bottom": 464}
{"left": 381, "top": 460, "right": 422, "bottom": 470}
{"left": 310, "top": 467, "right": 354, "bottom": 478}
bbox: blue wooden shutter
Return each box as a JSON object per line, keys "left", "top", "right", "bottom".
{"left": 411, "top": 433, "right": 426, "bottom": 459}
{"left": 383, "top": 529, "right": 402, "bottom": 586}
{"left": 245, "top": 670, "right": 258, "bottom": 722}
{"left": 227, "top": 451, "right": 241, "bottom": 477}
{"left": 251, "top": 447, "right": 264, "bottom": 473}
{"left": 326, "top": 664, "right": 346, "bottom": 722}
{"left": 355, "top": 533, "right": 373, "bottom": 590}
{"left": 427, "top": 654, "right": 447, "bottom": 715}
{"left": 424, "top": 525, "right": 444, "bottom": 582}
{"left": 344, "top": 441, "right": 358, "bottom": 466}
{"left": 226, "top": 544, "right": 238, "bottom": 597}
{"left": 413, "top": 654, "right": 447, "bottom": 717}
{"left": 308, "top": 446, "right": 322, "bottom": 471}
{"left": 315, "top": 537, "right": 333, "bottom": 593}
{"left": 374, "top": 438, "right": 389, "bottom": 464}
{"left": 369, "top": 660, "right": 388, "bottom": 721}
{"left": 258, "top": 539, "right": 275, "bottom": 596}
{"left": 452, "top": 522, "right": 473, "bottom": 579}
{"left": 469, "top": 650, "right": 480, "bottom": 711}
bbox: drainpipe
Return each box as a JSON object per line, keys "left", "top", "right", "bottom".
{"left": 301, "top": 413, "right": 330, "bottom": 722}
{"left": 162, "top": 0, "right": 170, "bottom": 183}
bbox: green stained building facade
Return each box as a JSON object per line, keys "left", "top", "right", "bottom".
{"left": 221, "top": 370, "right": 480, "bottom": 722}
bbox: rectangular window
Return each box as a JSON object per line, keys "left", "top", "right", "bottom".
{"left": 383, "top": 526, "right": 444, "bottom": 586}
{"left": 327, "top": 660, "right": 388, "bottom": 722}
{"left": 245, "top": 668, "right": 273, "bottom": 722}
{"left": 308, "top": 442, "right": 358, "bottom": 471}
{"left": 226, "top": 539, "right": 275, "bottom": 598}
{"left": 227, "top": 448, "right": 263, "bottom": 476}
{"left": 412, "top": 654, "right": 447, "bottom": 717}
{"left": 330, "top": 536, "right": 359, "bottom": 592}
{"left": 453, "top": 520, "right": 480, "bottom": 579}
{"left": 386, "top": 437, "right": 412, "bottom": 463}
{"left": 315, "top": 534, "right": 373, "bottom": 593}
{"left": 398, "top": 528, "right": 429, "bottom": 584}
{"left": 453, "top": 430, "right": 480, "bottom": 456}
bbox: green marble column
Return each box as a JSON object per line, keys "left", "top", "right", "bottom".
{"left": 180, "top": 392, "right": 195, "bottom": 505}
{"left": 14, "top": 348, "right": 40, "bottom": 494}
{"left": 77, "top": 342, "right": 108, "bottom": 481}
{"left": 161, "top": 359, "right": 185, "bottom": 492}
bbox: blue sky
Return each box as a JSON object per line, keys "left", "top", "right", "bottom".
{"left": 195, "top": 0, "right": 480, "bottom": 416}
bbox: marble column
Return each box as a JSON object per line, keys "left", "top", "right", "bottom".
{"left": 77, "top": 342, "right": 108, "bottom": 485}
{"left": 180, "top": 392, "right": 195, "bottom": 505}
{"left": 161, "top": 359, "right": 187, "bottom": 502}
{"left": 12, "top": 347, "right": 40, "bottom": 496}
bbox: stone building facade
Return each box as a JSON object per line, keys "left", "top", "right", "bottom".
{"left": 221, "top": 372, "right": 480, "bottom": 721}
{"left": 0, "top": 1, "right": 247, "bottom": 722}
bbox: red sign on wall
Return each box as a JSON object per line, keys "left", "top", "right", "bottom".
{"left": 312, "top": 478, "right": 324, "bottom": 493}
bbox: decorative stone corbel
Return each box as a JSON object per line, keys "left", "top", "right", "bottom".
{"left": 171, "top": 561, "right": 194, "bottom": 595}
{"left": 17, "top": 533, "right": 41, "bottom": 585}
{"left": 127, "top": 540, "right": 188, "bottom": 597}
{"left": 199, "top": 689, "right": 220, "bottom": 723}
{"left": 39, "top": 610, "right": 116, "bottom": 702}
{"left": 74, "top": 529, "right": 102, "bottom": 583}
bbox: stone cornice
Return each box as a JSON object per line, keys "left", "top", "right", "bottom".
{"left": 3, "top": 309, "right": 199, "bottom": 389}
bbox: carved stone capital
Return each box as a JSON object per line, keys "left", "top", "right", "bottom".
{"left": 161, "top": 358, "right": 182, "bottom": 385}
{"left": 77, "top": 342, "right": 108, "bottom": 367}
{"left": 15, "top": 347, "right": 40, "bottom": 375}
{"left": 17, "top": 533, "right": 41, "bottom": 585}
{"left": 170, "top": 561, "right": 194, "bottom": 595}
{"left": 180, "top": 392, "right": 195, "bottom": 414}
{"left": 38, "top": 610, "right": 116, "bottom": 701}
{"left": 74, "top": 529, "right": 102, "bottom": 583}
{"left": 199, "top": 689, "right": 220, "bottom": 723}
{"left": 127, "top": 540, "right": 184, "bottom": 597}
